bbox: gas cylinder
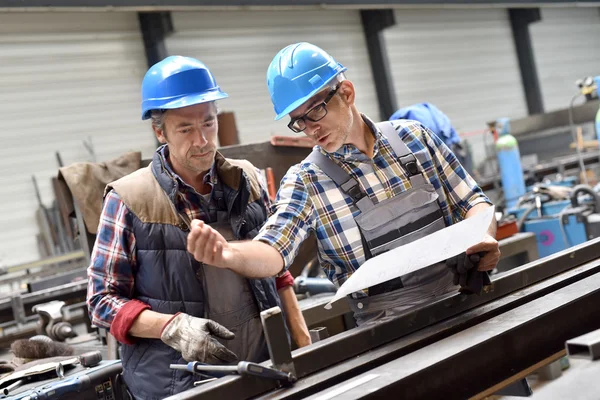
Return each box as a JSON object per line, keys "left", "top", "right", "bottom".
{"left": 495, "top": 118, "right": 526, "bottom": 209}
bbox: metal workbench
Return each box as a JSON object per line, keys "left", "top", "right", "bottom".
{"left": 172, "top": 238, "right": 600, "bottom": 400}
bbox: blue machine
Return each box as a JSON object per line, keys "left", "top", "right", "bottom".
{"left": 509, "top": 185, "right": 600, "bottom": 259}
{"left": 522, "top": 210, "right": 589, "bottom": 258}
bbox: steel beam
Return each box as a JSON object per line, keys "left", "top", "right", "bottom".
{"left": 360, "top": 9, "right": 397, "bottom": 121}
{"left": 138, "top": 11, "right": 172, "bottom": 68}
{"left": 169, "top": 238, "right": 600, "bottom": 400}
{"left": 2, "top": 0, "right": 600, "bottom": 10}
{"left": 312, "top": 271, "right": 600, "bottom": 399}
{"left": 509, "top": 8, "right": 543, "bottom": 115}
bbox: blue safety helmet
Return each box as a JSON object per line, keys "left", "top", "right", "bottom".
{"left": 141, "top": 56, "right": 228, "bottom": 120}
{"left": 266, "top": 42, "right": 347, "bottom": 121}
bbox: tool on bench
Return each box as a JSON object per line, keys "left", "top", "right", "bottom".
{"left": 0, "top": 351, "right": 103, "bottom": 397}
{"left": 170, "top": 361, "right": 295, "bottom": 384}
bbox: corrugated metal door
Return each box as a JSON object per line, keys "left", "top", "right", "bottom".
{"left": 166, "top": 10, "right": 379, "bottom": 144}
{"left": 0, "top": 12, "right": 154, "bottom": 266}
{"left": 530, "top": 8, "right": 600, "bottom": 112}
{"left": 384, "top": 9, "right": 528, "bottom": 165}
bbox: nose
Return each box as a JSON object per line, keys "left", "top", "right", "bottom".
{"left": 193, "top": 127, "right": 208, "bottom": 147}
{"left": 303, "top": 121, "right": 320, "bottom": 138}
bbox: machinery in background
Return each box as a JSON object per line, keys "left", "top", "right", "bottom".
{"left": 576, "top": 75, "right": 600, "bottom": 148}
{"left": 507, "top": 183, "right": 600, "bottom": 258}
{"left": 494, "top": 75, "right": 600, "bottom": 258}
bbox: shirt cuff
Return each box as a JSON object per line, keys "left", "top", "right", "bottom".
{"left": 110, "top": 299, "right": 151, "bottom": 345}
{"left": 462, "top": 196, "right": 493, "bottom": 219}
{"left": 276, "top": 271, "right": 294, "bottom": 290}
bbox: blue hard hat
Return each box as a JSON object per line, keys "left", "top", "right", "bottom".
{"left": 141, "top": 56, "right": 228, "bottom": 120}
{"left": 266, "top": 42, "right": 347, "bottom": 121}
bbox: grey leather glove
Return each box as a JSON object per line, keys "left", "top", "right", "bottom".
{"left": 160, "top": 313, "right": 238, "bottom": 364}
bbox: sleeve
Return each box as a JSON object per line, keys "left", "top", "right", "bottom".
{"left": 275, "top": 271, "right": 295, "bottom": 290}
{"left": 417, "top": 123, "right": 492, "bottom": 222}
{"left": 86, "top": 191, "right": 148, "bottom": 344}
{"left": 253, "top": 166, "right": 317, "bottom": 270}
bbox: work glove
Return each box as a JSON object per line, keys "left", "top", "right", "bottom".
{"left": 160, "top": 313, "right": 238, "bottom": 364}
{"left": 445, "top": 252, "right": 491, "bottom": 295}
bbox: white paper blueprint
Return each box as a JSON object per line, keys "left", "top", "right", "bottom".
{"left": 325, "top": 206, "right": 495, "bottom": 309}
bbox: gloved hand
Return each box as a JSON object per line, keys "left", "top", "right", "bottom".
{"left": 445, "top": 252, "right": 491, "bottom": 295}
{"left": 160, "top": 313, "right": 238, "bottom": 364}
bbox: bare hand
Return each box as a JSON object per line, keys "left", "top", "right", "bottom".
{"left": 186, "top": 219, "right": 230, "bottom": 267}
{"left": 466, "top": 234, "right": 500, "bottom": 271}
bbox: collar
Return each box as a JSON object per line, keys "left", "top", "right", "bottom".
{"left": 158, "top": 145, "right": 217, "bottom": 190}
{"left": 319, "top": 113, "right": 382, "bottom": 163}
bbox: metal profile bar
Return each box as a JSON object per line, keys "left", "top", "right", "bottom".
{"left": 5, "top": 250, "right": 85, "bottom": 275}
{"left": 173, "top": 238, "right": 600, "bottom": 400}
{"left": 260, "top": 307, "right": 296, "bottom": 377}
{"left": 313, "top": 272, "right": 600, "bottom": 400}
{"left": 566, "top": 328, "right": 600, "bottom": 361}
{"left": 259, "top": 256, "right": 600, "bottom": 399}
{"left": 10, "top": 296, "right": 26, "bottom": 325}
{"left": 309, "top": 327, "right": 330, "bottom": 343}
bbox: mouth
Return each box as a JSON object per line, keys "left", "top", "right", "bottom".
{"left": 191, "top": 150, "right": 213, "bottom": 158}
{"left": 316, "top": 133, "right": 330, "bottom": 145}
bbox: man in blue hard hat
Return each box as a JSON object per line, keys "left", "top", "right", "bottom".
{"left": 86, "top": 56, "right": 310, "bottom": 400}
{"left": 185, "top": 43, "right": 500, "bottom": 326}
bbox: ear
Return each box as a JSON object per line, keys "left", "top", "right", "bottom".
{"left": 153, "top": 125, "right": 167, "bottom": 144}
{"left": 337, "top": 80, "right": 356, "bottom": 106}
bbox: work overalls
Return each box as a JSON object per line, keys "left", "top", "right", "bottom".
{"left": 308, "top": 122, "right": 457, "bottom": 326}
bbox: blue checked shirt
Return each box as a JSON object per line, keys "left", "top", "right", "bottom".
{"left": 254, "top": 115, "right": 492, "bottom": 293}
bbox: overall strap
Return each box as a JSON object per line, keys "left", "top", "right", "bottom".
{"left": 306, "top": 150, "right": 374, "bottom": 213}
{"left": 376, "top": 122, "right": 427, "bottom": 187}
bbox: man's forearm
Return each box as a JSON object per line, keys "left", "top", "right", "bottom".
{"left": 128, "top": 310, "right": 173, "bottom": 339}
{"left": 465, "top": 202, "right": 497, "bottom": 237}
{"left": 228, "top": 241, "right": 285, "bottom": 278}
{"left": 278, "top": 286, "right": 311, "bottom": 348}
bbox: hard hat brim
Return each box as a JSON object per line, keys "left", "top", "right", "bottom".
{"left": 142, "top": 90, "right": 228, "bottom": 120}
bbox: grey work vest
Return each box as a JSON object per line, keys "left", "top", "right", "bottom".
{"left": 307, "top": 122, "right": 457, "bottom": 326}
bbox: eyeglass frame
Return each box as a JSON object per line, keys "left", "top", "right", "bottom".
{"left": 287, "top": 85, "right": 340, "bottom": 134}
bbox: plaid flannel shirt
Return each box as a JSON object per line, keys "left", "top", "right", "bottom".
{"left": 87, "top": 146, "right": 274, "bottom": 329}
{"left": 254, "top": 115, "right": 492, "bottom": 293}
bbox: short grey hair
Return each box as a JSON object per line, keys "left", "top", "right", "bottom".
{"left": 150, "top": 101, "right": 220, "bottom": 133}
